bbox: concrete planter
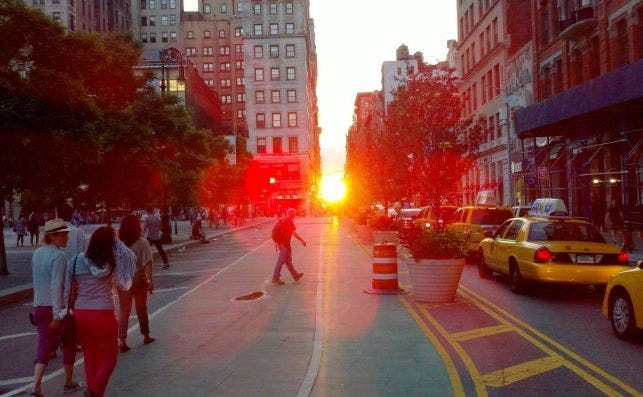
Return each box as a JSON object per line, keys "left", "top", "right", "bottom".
{"left": 407, "top": 257, "right": 465, "bottom": 303}
{"left": 373, "top": 230, "right": 398, "bottom": 245}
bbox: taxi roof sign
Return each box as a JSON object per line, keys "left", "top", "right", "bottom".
{"left": 528, "top": 198, "right": 569, "bottom": 217}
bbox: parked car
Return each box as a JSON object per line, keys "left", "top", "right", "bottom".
{"left": 412, "top": 205, "right": 459, "bottom": 238}
{"left": 448, "top": 206, "right": 513, "bottom": 259}
{"left": 397, "top": 208, "right": 422, "bottom": 242}
{"left": 602, "top": 260, "right": 643, "bottom": 339}
{"left": 478, "top": 216, "right": 630, "bottom": 294}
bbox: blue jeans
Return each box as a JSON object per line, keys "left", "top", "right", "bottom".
{"left": 273, "top": 244, "right": 298, "bottom": 280}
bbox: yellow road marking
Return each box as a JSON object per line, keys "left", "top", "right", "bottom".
{"left": 451, "top": 324, "right": 513, "bottom": 342}
{"left": 399, "top": 297, "right": 466, "bottom": 397}
{"left": 460, "top": 285, "right": 640, "bottom": 396}
{"left": 479, "top": 356, "right": 563, "bottom": 387}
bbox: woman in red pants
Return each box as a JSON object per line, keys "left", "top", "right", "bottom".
{"left": 64, "top": 227, "right": 135, "bottom": 397}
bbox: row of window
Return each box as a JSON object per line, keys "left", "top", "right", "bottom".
{"left": 251, "top": 2, "right": 294, "bottom": 15}
{"left": 141, "top": 0, "right": 177, "bottom": 10}
{"left": 461, "top": 17, "right": 498, "bottom": 76}
{"left": 256, "top": 89, "right": 297, "bottom": 104}
{"left": 252, "top": 22, "right": 295, "bottom": 36}
{"left": 141, "top": 31, "right": 177, "bottom": 43}
{"left": 186, "top": 28, "right": 237, "bottom": 39}
{"left": 256, "top": 136, "right": 299, "bottom": 155}
{"left": 254, "top": 44, "right": 296, "bottom": 59}
{"left": 459, "top": 0, "right": 499, "bottom": 39}
{"left": 140, "top": 15, "right": 177, "bottom": 27}
{"left": 462, "top": 63, "right": 501, "bottom": 116}
{"left": 254, "top": 67, "right": 296, "bottom": 81}
{"left": 256, "top": 112, "right": 298, "bottom": 129}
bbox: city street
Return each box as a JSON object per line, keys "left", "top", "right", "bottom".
{"left": 0, "top": 218, "right": 640, "bottom": 396}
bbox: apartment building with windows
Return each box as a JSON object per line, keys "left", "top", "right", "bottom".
{"left": 381, "top": 44, "right": 421, "bottom": 113}
{"left": 27, "top": 0, "right": 131, "bottom": 33}
{"left": 514, "top": 0, "right": 643, "bottom": 218}
{"left": 242, "top": 0, "right": 319, "bottom": 214}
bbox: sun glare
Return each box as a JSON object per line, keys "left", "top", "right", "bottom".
{"left": 320, "top": 173, "right": 346, "bottom": 203}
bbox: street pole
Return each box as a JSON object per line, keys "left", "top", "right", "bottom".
{"left": 506, "top": 101, "right": 514, "bottom": 206}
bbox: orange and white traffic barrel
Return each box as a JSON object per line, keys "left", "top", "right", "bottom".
{"left": 364, "top": 243, "right": 406, "bottom": 295}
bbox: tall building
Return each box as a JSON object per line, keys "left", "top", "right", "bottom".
{"left": 514, "top": 0, "right": 642, "bottom": 217}
{"left": 456, "top": 0, "right": 532, "bottom": 206}
{"left": 26, "top": 0, "right": 132, "bottom": 33}
{"left": 381, "top": 44, "right": 422, "bottom": 113}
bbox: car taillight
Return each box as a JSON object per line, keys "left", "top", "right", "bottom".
{"left": 617, "top": 250, "right": 629, "bottom": 264}
{"left": 534, "top": 247, "right": 553, "bottom": 263}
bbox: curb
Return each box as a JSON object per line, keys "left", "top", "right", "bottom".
{"left": 0, "top": 219, "right": 273, "bottom": 307}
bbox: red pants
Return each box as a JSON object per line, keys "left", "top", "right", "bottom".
{"left": 75, "top": 309, "right": 118, "bottom": 397}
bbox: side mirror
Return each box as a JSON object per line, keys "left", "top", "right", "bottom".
{"left": 483, "top": 231, "right": 494, "bottom": 238}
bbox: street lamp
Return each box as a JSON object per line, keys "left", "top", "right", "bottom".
{"left": 158, "top": 47, "right": 185, "bottom": 244}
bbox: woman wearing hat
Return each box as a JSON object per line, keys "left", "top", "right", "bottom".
{"left": 30, "top": 219, "right": 82, "bottom": 397}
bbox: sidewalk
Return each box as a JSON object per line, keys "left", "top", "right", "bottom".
{"left": 0, "top": 217, "right": 273, "bottom": 306}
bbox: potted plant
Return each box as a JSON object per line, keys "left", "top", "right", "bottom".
{"left": 407, "top": 228, "right": 467, "bottom": 302}
{"left": 368, "top": 213, "right": 398, "bottom": 244}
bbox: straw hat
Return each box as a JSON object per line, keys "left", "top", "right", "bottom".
{"left": 44, "top": 218, "right": 71, "bottom": 234}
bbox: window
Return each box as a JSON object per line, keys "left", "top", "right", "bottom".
{"left": 219, "top": 46, "right": 230, "bottom": 55}
{"left": 493, "top": 64, "right": 500, "bottom": 96}
{"left": 271, "top": 90, "right": 280, "bottom": 103}
{"left": 272, "top": 113, "right": 281, "bottom": 128}
{"left": 615, "top": 18, "right": 629, "bottom": 67}
{"left": 219, "top": 30, "right": 226, "bottom": 38}
{"left": 481, "top": 76, "right": 486, "bottom": 103}
{"left": 187, "top": 30, "right": 194, "bottom": 39}
{"left": 479, "top": 32, "right": 485, "bottom": 56}
{"left": 203, "top": 63, "right": 214, "bottom": 72}
{"left": 288, "top": 112, "right": 297, "bottom": 127}
{"left": 149, "top": 0, "right": 155, "bottom": 9}
{"left": 486, "top": 70, "right": 493, "bottom": 99}
{"left": 285, "top": 2, "right": 293, "bottom": 13}
{"left": 541, "top": 65, "right": 552, "bottom": 98}
{"left": 254, "top": 24, "right": 262, "bottom": 35}
{"left": 286, "top": 44, "right": 295, "bottom": 57}
{"left": 270, "top": 23, "right": 278, "bottom": 35}
{"left": 169, "top": 15, "right": 176, "bottom": 25}
{"left": 237, "top": 109, "right": 246, "bottom": 119}
{"left": 256, "top": 114, "right": 266, "bottom": 129}
{"left": 287, "top": 89, "right": 296, "bottom": 102}
{"left": 220, "top": 62, "right": 231, "bottom": 71}
{"left": 255, "top": 91, "right": 265, "bottom": 104}
{"left": 235, "top": 60, "right": 244, "bottom": 70}
{"left": 271, "top": 67, "right": 280, "bottom": 80}
{"left": 160, "top": 0, "right": 167, "bottom": 8}
{"left": 170, "top": 32, "right": 177, "bottom": 42}
{"left": 150, "top": 32, "right": 156, "bottom": 43}
{"left": 169, "top": 0, "right": 175, "bottom": 8}
{"left": 236, "top": 77, "right": 245, "bottom": 86}
{"left": 288, "top": 136, "right": 298, "bottom": 153}
{"left": 203, "top": 46, "right": 213, "bottom": 56}
{"left": 220, "top": 79, "right": 231, "bottom": 87}
{"left": 540, "top": 2, "right": 549, "bottom": 45}
{"left": 492, "top": 18, "right": 498, "bottom": 46}
{"left": 186, "top": 47, "right": 196, "bottom": 56}
{"left": 235, "top": 44, "right": 243, "bottom": 53}
{"left": 236, "top": 93, "right": 245, "bottom": 102}
{"left": 471, "top": 42, "right": 476, "bottom": 65}
{"left": 270, "top": 45, "right": 279, "bottom": 58}
{"left": 205, "top": 79, "right": 214, "bottom": 87}
{"left": 235, "top": 27, "right": 243, "bottom": 37}
{"left": 472, "top": 82, "right": 477, "bottom": 110}
{"left": 273, "top": 137, "right": 282, "bottom": 153}
{"left": 270, "top": 3, "right": 277, "bottom": 14}
{"left": 221, "top": 95, "right": 231, "bottom": 104}
{"left": 254, "top": 45, "right": 263, "bottom": 59}
{"left": 286, "top": 67, "right": 295, "bottom": 80}
{"left": 141, "top": 0, "right": 146, "bottom": 8}
{"left": 204, "top": 3, "right": 210, "bottom": 12}
{"left": 204, "top": 30, "right": 211, "bottom": 38}
{"left": 285, "top": 23, "right": 294, "bottom": 34}
{"left": 141, "top": 16, "right": 147, "bottom": 26}
{"left": 140, "top": 32, "right": 147, "bottom": 42}
{"left": 257, "top": 137, "right": 266, "bottom": 153}
{"left": 253, "top": 3, "right": 261, "bottom": 14}
{"left": 553, "top": 58, "right": 563, "bottom": 93}
{"left": 236, "top": 2, "right": 243, "bottom": 13}
{"left": 149, "top": 16, "right": 156, "bottom": 26}
{"left": 495, "top": 111, "right": 502, "bottom": 138}
{"left": 220, "top": 3, "right": 227, "bottom": 13}
{"left": 161, "top": 31, "right": 168, "bottom": 42}
{"left": 254, "top": 68, "right": 264, "bottom": 81}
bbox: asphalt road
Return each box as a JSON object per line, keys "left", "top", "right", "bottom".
{"left": 0, "top": 218, "right": 641, "bottom": 397}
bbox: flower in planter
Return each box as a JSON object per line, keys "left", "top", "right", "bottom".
{"left": 368, "top": 213, "right": 397, "bottom": 231}
{"left": 411, "top": 228, "right": 467, "bottom": 260}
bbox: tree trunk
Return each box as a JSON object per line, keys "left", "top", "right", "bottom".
{"left": 0, "top": 206, "right": 9, "bottom": 275}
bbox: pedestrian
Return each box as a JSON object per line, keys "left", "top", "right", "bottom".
{"left": 116, "top": 215, "right": 155, "bottom": 353}
{"left": 271, "top": 208, "right": 306, "bottom": 285}
{"left": 590, "top": 194, "right": 605, "bottom": 231}
{"left": 15, "top": 213, "right": 27, "bottom": 247}
{"left": 143, "top": 207, "right": 169, "bottom": 269}
{"left": 30, "top": 219, "right": 82, "bottom": 397}
{"left": 606, "top": 199, "right": 625, "bottom": 243}
{"left": 191, "top": 214, "right": 208, "bottom": 243}
{"left": 63, "top": 227, "right": 135, "bottom": 397}
{"left": 59, "top": 205, "right": 87, "bottom": 260}
{"left": 28, "top": 213, "right": 40, "bottom": 246}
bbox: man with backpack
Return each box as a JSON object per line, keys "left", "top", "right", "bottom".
{"left": 271, "top": 208, "right": 306, "bottom": 285}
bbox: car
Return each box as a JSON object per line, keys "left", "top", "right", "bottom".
{"left": 397, "top": 208, "right": 422, "bottom": 242}
{"left": 478, "top": 216, "right": 631, "bottom": 294}
{"left": 602, "top": 260, "right": 642, "bottom": 339}
{"left": 411, "top": 205, "right": 459, "bottom": 237}
{"left": 448, "top": 206, "right": 513, "bottom": 259}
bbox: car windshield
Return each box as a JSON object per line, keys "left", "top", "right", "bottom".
{"left": 400, "top": 209, "right": 421, "bottom": 218}
{"left": 470, "top": 209, "right": 513, "bottom": 225}
{"left": 527, "top": 221, "right": 606, "bottom": 243}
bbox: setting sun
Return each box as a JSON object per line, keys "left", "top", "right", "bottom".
{"left": 320, "top": 173, "right": 347, "bottom": 203}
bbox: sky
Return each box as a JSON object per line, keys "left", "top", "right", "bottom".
{"left": 309, "top": 1, "right": 458, "bottom": 176}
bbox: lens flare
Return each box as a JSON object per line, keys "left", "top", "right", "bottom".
{"left": 320, "top": 173, "right": 346, "bottom": 203}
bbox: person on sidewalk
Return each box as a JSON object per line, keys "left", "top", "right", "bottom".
{"left": 15, "top": 213, "right": 27, "bottom": 247}
{"left": 143, "top": 207, "right": 169, "bottom": 269}
{"left": 59, "top": 205, "right": 87, "bottom": 260}
{"left": 272, "top": 208, "right": 306, "bottom": 285}
{"left": 28, "top": 213, "right": 40, "bottom": 246}
{"left": 116, "top": 215, "right": 155, "bottom": 353}
{"left": 64, "top": 227, "right": 135, "bottom": 397}
{"left": 30, "top": 219, "right": 82, "bottom": 397}
{"left": 606, "top": 199, "right": 625, "bottom": 243}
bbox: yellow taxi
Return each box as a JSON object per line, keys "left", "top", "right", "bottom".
{"left": 448, "top": 206, "right": 513, "bottom": 258}
{"left": 602, "top": 261, "right": 643, "bottom": 339}
{"left": 477, "top": 200, "right": 630, "bottom": 294}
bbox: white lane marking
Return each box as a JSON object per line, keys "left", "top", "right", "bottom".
{"left": 297, "top": 224, "right": 324, "bottom": 397}
{"left": 152, "top": 286, "right": 191, "bottom": 293}
{"left": 155, "top": 269, "right": 223, "bottom": 276}
{"left": 0, "top": 377, "right": 33, "bottom": 386}
{"left": 162, "top": 258, "right": 227, "bottom": 264}
{"left": 1, "top": 240, "right": 270, "bottom": 397}
{"left": 0, "top": 332, "right": 36, "bottom": 342}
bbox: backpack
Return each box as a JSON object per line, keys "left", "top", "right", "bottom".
{"left": 271, "top": 218, "right": 287, "bottom": 243}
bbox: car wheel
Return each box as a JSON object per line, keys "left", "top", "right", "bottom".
{"left": 478, "top": 249, "right": 492, "bottom": 278}
{"left": 610, "top": 290, "right": 637, "bottom": 339}
{"left": 509, "top": 261, "right": 525, "bottom": 294}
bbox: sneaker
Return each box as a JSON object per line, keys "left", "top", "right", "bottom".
{"left": 294, "top": 272, "right": 304, "bottom": 282}
{"left": 143, "top": 335, "right": 156, "bottom": 345}
{"left": 271, "top": 278, "right": 285, "bottom": 285}
{"left": 162, "top": 263, "right": 169, "bottom": 269}
{"left": 118, "top": 342, "right": 131, "bottom": 353}
{"left": 63, "top": 381, "right": 84, "bottom": 395}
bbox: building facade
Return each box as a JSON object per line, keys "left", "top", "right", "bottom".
{"left": 381, "top": 44, "right": 421, "bottom": 113}
{"left": 26, "top": 0, "right": 132, "bottom": 33}
{"left": 514, "top": 0, "right": 643, "bottom": 218}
